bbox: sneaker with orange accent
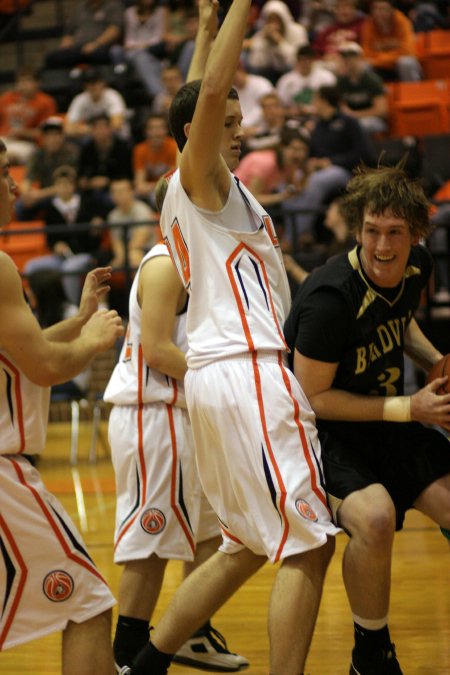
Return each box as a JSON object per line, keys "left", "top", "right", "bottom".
{"left": 173, "top": 624, "right": 249, "bottom": 672}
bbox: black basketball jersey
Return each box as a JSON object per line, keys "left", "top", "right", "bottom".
{"left": 284, "top": 244, "right": 433, "bottom": 397}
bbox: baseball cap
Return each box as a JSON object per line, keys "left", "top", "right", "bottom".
{"left": 41, "top": 116, "right": 64, "bottom": 132}
{"left": 338, "top": 41, "right": 363, "bottom": 56}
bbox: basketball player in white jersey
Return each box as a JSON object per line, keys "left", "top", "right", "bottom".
{"left": 124, "top": 1, "right": 340, "bottom": 674}
{"left": 105, "top": 237, "right": 248, "bottom": 673}
{"left": 0, "top": 138, "right": 124, "bottom": 674}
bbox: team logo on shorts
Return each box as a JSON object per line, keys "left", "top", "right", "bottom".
{"left": 295, "top": 498, "right": 318, "bottom": 522}
{"left": 43, "top": 570, "right": 74, "bottom": 602}
{"left": 140, "top": 508, "right": 166, "bottom": 534}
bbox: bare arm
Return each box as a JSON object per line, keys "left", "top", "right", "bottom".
{"left": 180, "top": 0, "right": 252, "bottom": 202}
{"left": 43, "top": 267, "right": 112, "bottom": 342}
{"left": 403, "top": 317, "right": 443, "bottom": 372}
{"left": 139, "top": 255, "right": 187, "bottom": 380}
{"left": 0, "top": 253, "right": 123, "bottom": 387}
{"left": 294, "top": 347, "right": 450, "bottom": 430}
{"left": 186, "top": 0, "right": 219, "bottom": 82}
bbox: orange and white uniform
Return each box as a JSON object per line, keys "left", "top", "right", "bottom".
{"left": 160, "top": 170, "right": 339, "bottom": 563}
{"left": 104, "top": 244, "right": 219, "bottom": 564}
{"left": 0, "top": 350, "right": 115, "bottom": 651}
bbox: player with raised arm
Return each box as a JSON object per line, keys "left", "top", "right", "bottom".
{"left": 124, "top": 1, "right": 340, "bottom": 674}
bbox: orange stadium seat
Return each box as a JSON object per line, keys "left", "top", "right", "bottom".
{"left": 388, "top": 79, "right": 450, "bottom": 138}
{"left": 422, "top": 30, "right": 450, "bottom": 79}
{"left": 0, "top": 220, "right": 49, "bottom": 272}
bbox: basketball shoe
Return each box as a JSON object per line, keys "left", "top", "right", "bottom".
{"left": 350, "top": 643, "right": 403, "bottom": 674}
{"left": 173, "top": 623, "right": 249, "bottom": 672}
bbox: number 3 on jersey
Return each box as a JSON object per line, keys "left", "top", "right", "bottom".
{"left": 170, "top": 218, "right": 191, "bottom": 287}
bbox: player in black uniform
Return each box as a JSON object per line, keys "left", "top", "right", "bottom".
{"left": 284, "top": 162, "right": 450, "bottom": 675}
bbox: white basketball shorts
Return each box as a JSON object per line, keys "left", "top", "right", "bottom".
{"left": 110, "top": 402, "right": 219, "bottom": 564}
{"left": 0, "top": 455, "right": 116, "bottom": 651}
{"left": 185, "top": 351, "right": 341, "bottom": 563}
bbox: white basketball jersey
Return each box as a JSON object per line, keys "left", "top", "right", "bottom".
{"left": 160, "top": 170, "right": 291, "bottom": 368}
{"left": 104, "top": 244, "right": 188, "bottom": 407}
{"left": 0, "top": 349, "right": 49, "bottom": 455}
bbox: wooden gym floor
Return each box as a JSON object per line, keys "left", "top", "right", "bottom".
{"left": 0, "top": 422, "right": 448, "bottom": 675}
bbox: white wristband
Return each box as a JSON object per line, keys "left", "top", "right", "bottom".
{"left": 382, "top": 396, "right": 411, "bottom": 422}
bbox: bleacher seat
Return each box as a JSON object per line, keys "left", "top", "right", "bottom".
{"left": 422, "top": 30, "right": 450, "bottom": 80}
{"left": 388, "top": 79, "right": 450, "bottom": 138}
{"left": 0, "top": 220, "right": 49, "bottom": 272}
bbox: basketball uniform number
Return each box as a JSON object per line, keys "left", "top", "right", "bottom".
{"left": 171, "top": 219, "right": 191, "bottom": 287}
{"left": 377, "top": 367, "right": 401, "bottom": 396}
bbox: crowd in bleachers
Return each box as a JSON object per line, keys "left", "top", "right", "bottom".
{"left": 1, "top": 0, "right": 450, "bottom": 312}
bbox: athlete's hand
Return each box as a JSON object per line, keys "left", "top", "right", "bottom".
{"left": 79, "top": 267, "right": 112, "bottom": 322}
{"left": 81, "top": 308, "right": 124, "bottom": 352}
{"left": 198, "top": 0, "right": 219, "bottom": 37}
{"left": 410, "top": 378, "right": 450, "bottom": 431}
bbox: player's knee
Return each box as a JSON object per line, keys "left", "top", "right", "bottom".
{"left": 351, "top": 506, "right": 396, "bottom": 547}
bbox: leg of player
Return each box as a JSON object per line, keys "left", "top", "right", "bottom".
{"left": 129, "top": 548, "right": 265, "bottom": 675}
{"left": 174, "top": 535, "right": 250, "bottom": 672}
{"left": 62, "top": 609, "right": 115, "bottom": 675}
{"left": 413, "top": 474, "right": 450, "bottom": 547}
{"left": 113, "top": 556, "right": 168, "bottom": 670}
{"left": 337, "top": 485, "right": 402, "bottom": 675}
{"left": 268, "top": 539, "right": 335, "bottom": 675}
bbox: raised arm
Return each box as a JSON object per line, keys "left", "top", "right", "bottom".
{"left": 180, "top": 0, "right": 251, "bottom": 197}
{"left": 186, "top": 0, "right": 219, "bottom": 82}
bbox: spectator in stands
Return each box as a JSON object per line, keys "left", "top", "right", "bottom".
{"left": 133, "top": 114, "right": 177, "bottom": 207}
{"left": 244, "top": 0, "right": 308, "bottom": 84}
{"left": 65, "top": 68, "right": 129, "bottom": 140}
{"left": 0, "top": 67, "right": 57, "bottom": 164}
{"left": 235, "top": 125, "right": 313, "bottom": 243}
{"left": 283, "top": 84, "right": 374, "bottom": 248}
{"left": 336, "top": 41, "right": 388, "bottom": 135}
{"left": 78, "top": 113, "right": 133, "bottom": 209}
{"left": 276, "top": 44, "right": 336, "bottom": 121}
{"left": 45, "top": 0, "right": 123, "bottom": 69}
{"left": 232, "top": 61, "right": 274, "bottom": 136}
{"left": 299, "top": 0, "right": 336, "bottom": 39}
{"left": 313, "top": 0, "right": 366, "bottom": 64}
{"left": 16, "top": 116, "right": 80, "bottom": 220}
{"left": 283, "top": 195, "right": 355, "bottom": 285}
{"left": 361, "top": 0, "right": 423, "bottom": 81}
{"left": 107, "top": 178, "right": 157, "bottom": 271}
{"left": 24, "top": 165, "right": 110, "bottom": 305}
{"left": 110, "top": 0, "right": 169, "bottom": 103}
{"left": 150, "top": 65, "right": 184, "bottom": 117}
{"left": 244, "top": 91, "right": 287, "bottom": 152}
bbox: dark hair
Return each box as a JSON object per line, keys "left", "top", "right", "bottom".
{"left": 88, "top": 112, "right": 111, "bottom": 126}
{"left": 27, "top": 269, "right": 67, "bottom": 327}
{"left": 341, "top": 161, "right": 433, "bottom": 239}
{"left": 0, "top": 139, "right": 6, "bottom": 153}
{"left": 52, "top": 165, "right": 77, "bottom": 182}
{"left": 297, "top": 44, "right": 316, "bottom": 59}
{"left": 169, "top": 79, "right": 239, "bottom": 151}
{"left": 280, "top": 125, "right": 310, "bottom": 148}
{"left": 316, "top": 85, "right": 341, "bottom": 108}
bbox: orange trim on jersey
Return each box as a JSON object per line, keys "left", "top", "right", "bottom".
{"left": 277, "top": 353, "right": 330, "bottom": 512}
{"left": 114, "top": 345, "right": 148, "bottom": 551}
{"left": 171, "top": 218, "right": 191, "bottom": 287}
{"left": 220, "top": 523, "right": 244, "bottom": 546}
{"left": 251, "top": 351, "right": 289, "bottom": 562}
{"left": 226, "top": 243, "right": 288, "bottom": 352}
{"left": 0, "top": 355, "right": 26, "bottom": 454}
{"left": 0, "top": 513, "right": 28, "bottom": 650}
{"left": 169, "top": 378, "right": 178, "bottom": 406}
{"left": 166, "top": 404, "right": 195, "bottom": 555}
{"left": 10, "top": 460, "right": 108, "bottom": 584}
